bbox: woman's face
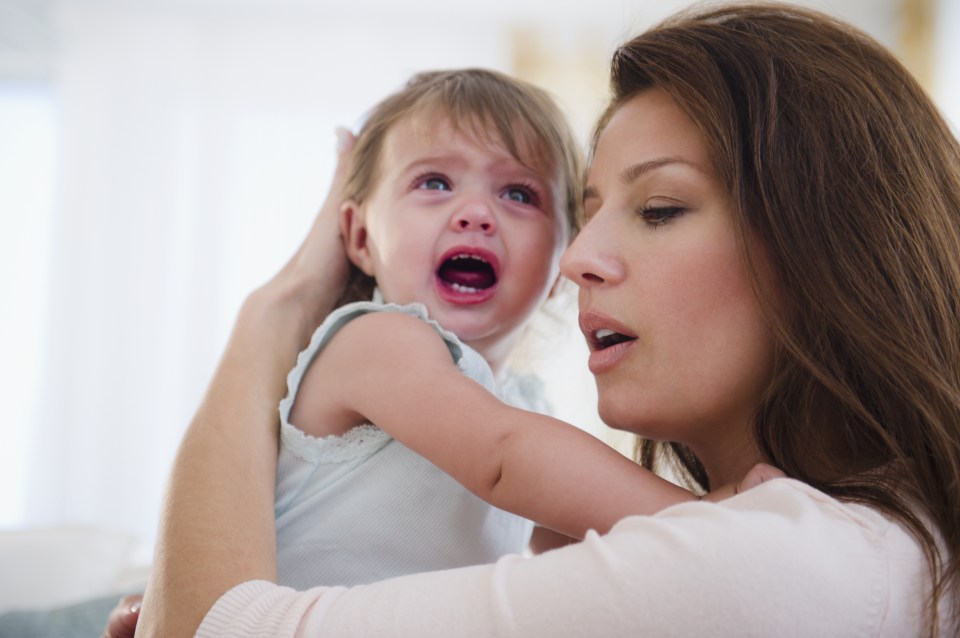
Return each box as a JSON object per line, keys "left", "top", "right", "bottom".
{"left": 560, "top": 89, "right": 774, "bottom": 475}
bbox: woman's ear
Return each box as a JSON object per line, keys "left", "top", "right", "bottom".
{"left": 340, "top": 199, "right": 376, "bottom": 276}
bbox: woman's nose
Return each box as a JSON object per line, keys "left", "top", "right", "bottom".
{"left": 559, "top": 217, "right": 624, "bottom": 286}
{"left": 450, "top": 197, "right": 497, "bottom": 235}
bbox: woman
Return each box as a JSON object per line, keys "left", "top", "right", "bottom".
{"left": 127, "top": 3, "right": 960, "bottom": 636}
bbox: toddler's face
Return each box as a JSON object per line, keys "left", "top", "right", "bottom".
{"left": 346, "top": 114, "right": 568, "bottom": 370}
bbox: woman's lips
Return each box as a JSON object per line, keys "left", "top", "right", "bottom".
{"left": 587, "top": 339, "right": 637, "bottom": 374}
{"left": 579, "top": 311, "right": 638, "bottom": 374}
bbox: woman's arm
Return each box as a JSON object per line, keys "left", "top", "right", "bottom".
{"left": 105, "top": 463, "right": 781, "bottom": 638}
{"left": 134, "top": 130, "right": 355, "bottom": 638}
{"left": 192, "top": 479, "right": 877, "bottom": 638}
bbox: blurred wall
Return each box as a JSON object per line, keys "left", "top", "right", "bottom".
{"left": 0, "top": 0, "right": 955, "bottom": 566}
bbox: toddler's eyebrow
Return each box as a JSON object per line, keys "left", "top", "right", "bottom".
{"left": 400, "top": 156, "right": 464, "bottom": 172}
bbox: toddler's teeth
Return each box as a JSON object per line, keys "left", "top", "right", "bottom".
{"left": 451, "top": 283, "right": 479, "bottom": 293}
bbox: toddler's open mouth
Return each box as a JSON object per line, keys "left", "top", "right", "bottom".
{"left": 435, "top": 247, "right": 500, "bottom": 304}
{"left": 437, "top": 253, "right": 497, "bottom": 293}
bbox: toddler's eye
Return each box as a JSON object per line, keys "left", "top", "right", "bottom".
{"left": 502, "top": 186, "right": 536, "bottom": 206}
{"left": 418, "top": 176, "right": 451, "bottom": 191}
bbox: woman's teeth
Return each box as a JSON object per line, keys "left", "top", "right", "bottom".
{"left": 594, "top": 328, "right": 632, "bottom": 348}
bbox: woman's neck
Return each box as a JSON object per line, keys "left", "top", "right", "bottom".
{"left": 693, "top": 427, "right": 765, "bottom": 492}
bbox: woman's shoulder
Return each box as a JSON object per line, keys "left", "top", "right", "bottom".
{"left": 710, "top": 476, "right": 891, "bottom": 527}
{"left": 619, "top": 477, "right": 913, "bottom": 565}
{"left": 603, "top": 478, "right": 930, "bottom": 637}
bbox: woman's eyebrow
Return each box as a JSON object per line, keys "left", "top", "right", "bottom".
{"left": 584, "top": 156, "right": 706, "bottom": 203}
{"left": 619, "top": 157, "right": 696, "bottom": 184}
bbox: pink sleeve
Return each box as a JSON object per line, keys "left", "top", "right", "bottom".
{"left": 197, "top": 580, "right": 345, "bottom": 637}
{"left": 196, "top": 480, "right": 923, "bottom": 637}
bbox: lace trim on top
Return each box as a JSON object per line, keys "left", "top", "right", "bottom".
{"left": 281, "top": 423, "right": 390, "bottom": 464}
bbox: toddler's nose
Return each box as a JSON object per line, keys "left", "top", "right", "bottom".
{"left": 451, "top": 198, "right": 497, "bottom": 234}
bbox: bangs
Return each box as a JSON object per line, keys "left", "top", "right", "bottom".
{"left": 411, "top": 96, "right": 557, "bottom": 180}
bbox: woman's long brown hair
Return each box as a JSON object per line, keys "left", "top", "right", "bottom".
{"left": 602, "top": 3, "right": 960, "bottom": 633}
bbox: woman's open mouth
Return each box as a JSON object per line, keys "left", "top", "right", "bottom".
{"left": 580, "top": 312, "right": 638, "bottom": 373}
{"left": 590, "top": 328, "right": 635, "bottom": 350}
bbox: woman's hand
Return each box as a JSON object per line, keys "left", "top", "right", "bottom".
{"left": 255, "top": 127, "right": 356, "bottom": 331}
{"left": 135, "top": 129, "right": 356, "bottom": 638}
{"left": 101, "top": 594, "right": 142, "bottom": 638}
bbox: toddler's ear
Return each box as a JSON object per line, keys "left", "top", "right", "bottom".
{"left": 340, "top": 200, "right": 375, "bottom": 276}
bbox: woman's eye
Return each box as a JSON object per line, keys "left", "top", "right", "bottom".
{"left": 502, "top": 186, "right": 537, "bottom": 206}
{"left": 640, "top": 205, "right": 685, "bottom": 227}
{"left": 418, "top": 176, "right": 451, "bottom": 191}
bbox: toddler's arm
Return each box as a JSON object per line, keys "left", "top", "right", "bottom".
{"left": 300, "top": 310, "right": 697, "bottom": 540}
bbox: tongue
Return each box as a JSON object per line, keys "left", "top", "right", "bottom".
{"left": 438, "top": 261, "right": 495, "bottom": 289}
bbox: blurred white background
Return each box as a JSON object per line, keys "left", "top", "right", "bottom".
{"left": 1, "top": 0, "right": 958, "bottom": 595}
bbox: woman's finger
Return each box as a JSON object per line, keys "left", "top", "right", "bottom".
{"left": 101, "top": 593, "right": 143, "bottom": 638}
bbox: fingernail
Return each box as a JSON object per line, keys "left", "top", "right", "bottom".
{"left": 335, "top": 127, "right": 351, "bottom": 153}
{"left": 130, "top": 602, "right": 141, "bottom": 614}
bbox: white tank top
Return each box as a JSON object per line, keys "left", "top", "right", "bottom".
{"left": 274, "top": 300, "right": 542, "bottom": 588}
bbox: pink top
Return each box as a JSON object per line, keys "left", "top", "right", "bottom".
{"left": 197, "top": 479, "right": 951, "bottom": 637}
